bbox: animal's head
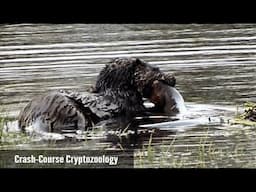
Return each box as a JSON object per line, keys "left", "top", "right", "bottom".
{"left": 94, "top": 57, "right": 176, "bottom": 99}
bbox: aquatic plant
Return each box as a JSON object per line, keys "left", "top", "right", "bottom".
{"left": 232, "top": 102, "right": 256, "bottom": 126}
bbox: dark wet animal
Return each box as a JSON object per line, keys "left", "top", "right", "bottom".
{"left": 18, "top": 57, "right": 176, "bottom": 133}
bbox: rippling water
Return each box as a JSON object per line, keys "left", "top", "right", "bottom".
{"left": 1, "top": 24, "right": 256, "bottom": 168}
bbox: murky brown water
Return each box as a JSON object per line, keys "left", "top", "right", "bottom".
{"left": 1, "top": 24, "right": 256, "bottom": 168}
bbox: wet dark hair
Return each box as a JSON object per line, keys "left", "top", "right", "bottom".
{"left": 93, "top": 57, "right": 176, "bottom": 98}
{"left": 18, "top": 57, "right": 176, "bottom": 133}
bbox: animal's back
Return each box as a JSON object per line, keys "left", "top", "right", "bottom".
{"left": 18, "top": 91, "right": 93, "bottom": 133}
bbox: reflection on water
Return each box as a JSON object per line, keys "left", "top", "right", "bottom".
{"left": 1, "top": 24, "right": 256, "bottom": 167}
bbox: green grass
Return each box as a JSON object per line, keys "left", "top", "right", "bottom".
{"left": 134, "top": 127, "right": 252, "bottom": 168}
{"left": 134, "top": 102, "right": 256, "bottom": 168}
{"left": 0, "top": 109, "right": 31, "bottom": 148}
{"left": 0, "top": 116, "right": 4, "bottom": 140}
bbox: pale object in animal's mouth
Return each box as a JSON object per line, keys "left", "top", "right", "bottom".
{"left": 149, "top": 80, "right": 187, "bottom": 116}
{"left": 167, "top": 86, "right": 187, "bottom": 115}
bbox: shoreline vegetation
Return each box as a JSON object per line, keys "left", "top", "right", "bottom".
{"left": 135, "top": 102, "right": 256, "bottom": 168}
{"left": 1, "top": 102, "right": 256, "bottom": 167}
{"left": 0, "top": 108, "right": 30, "bottom": 148}
{"left": 231, "top": 102, "right": 256, "bottom": 127}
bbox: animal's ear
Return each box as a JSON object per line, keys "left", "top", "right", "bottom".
{"left": 135, "top": 58, "right": 141, "bottom": 63}
{"left": 161, "top": 73, "right": 176, "bottom": 87}
{"left": 135, "top": 58, "right": 143, "bottom": 65}
{"left": 109, "top": 58, "right": 120, "bottom": 65}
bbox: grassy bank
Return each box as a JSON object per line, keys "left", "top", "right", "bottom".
{"left": 134, "top": 128, "right": 256, "bottom": 168}
{"left": 134, "top": 102, "right": 256, "bottom": 168}
{"left": 0, "top": 111, "right": 31, "bottom": 148}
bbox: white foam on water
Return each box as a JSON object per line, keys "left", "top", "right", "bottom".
{"left": 139, "top": 104, "right": 233, "bottom": 130}
{"left": 3, "top": 120, "right": 20, "bottom": 132}
{"left": 139, "top": 88, "right": 236, "bottom": 130}
{"left": 4, "top": 119, "right": 65, "bottom": 141}
{"left": 25, "top": 125, "right": 65, "bottom": 141}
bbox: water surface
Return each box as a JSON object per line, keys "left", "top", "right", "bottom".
{"left": 1, "top": 24, "right": 256, "bottom": 168}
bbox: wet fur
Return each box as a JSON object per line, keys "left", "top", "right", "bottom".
{"left": 18, "top": 58, "right": 176, "bottom": 133}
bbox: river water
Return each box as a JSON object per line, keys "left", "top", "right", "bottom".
{"left": 1, "top": 24, "right": 256, "bottom": 168}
